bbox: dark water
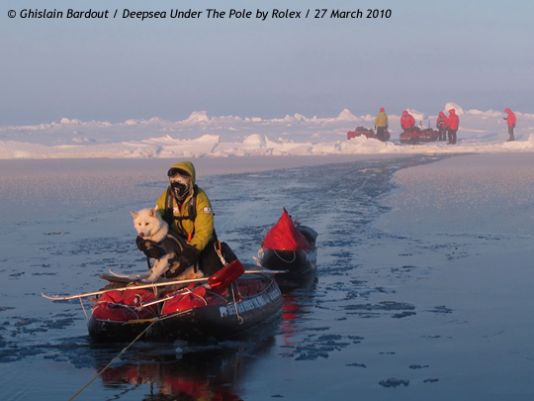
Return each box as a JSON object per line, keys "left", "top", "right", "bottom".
{"left": 4, "top": 154, "right": 525, "bottom": 401}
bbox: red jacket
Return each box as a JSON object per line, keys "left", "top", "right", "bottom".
{"left": 504, "top": 108, "right": 516, "bottom": 128}
{"left": 448, "top": 109, "right": 459, "bottom": 130}
{"left": 436, "top": 112, "right": 448, "bottom": 129}
{"left": 400, "top": 111, "right": 416, "bottom": 130}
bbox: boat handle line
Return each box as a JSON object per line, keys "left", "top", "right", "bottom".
{"left": 67, "top": 320, "right": 158, "bottom": 401}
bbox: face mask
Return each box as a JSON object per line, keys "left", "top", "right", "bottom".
{"left": 171, "top": 182, "right": 188, "bottom": 200}
{"left": 169, "top": 174, "right": 190, "bottom": 200}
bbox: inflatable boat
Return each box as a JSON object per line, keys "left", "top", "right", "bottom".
{"left": 88, "top": 270, "right": 282, "bottom": 342}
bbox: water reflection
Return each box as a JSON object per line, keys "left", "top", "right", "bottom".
{"left": 92, "top": 334, "right": 275, "bottom": 401}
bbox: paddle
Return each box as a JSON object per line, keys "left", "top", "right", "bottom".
{"left": 207, "top": 259, "right": 244, "bottom": 290}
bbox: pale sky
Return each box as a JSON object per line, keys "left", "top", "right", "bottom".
{"left": 1, "top": 0, "right": 533, "bottom": 124}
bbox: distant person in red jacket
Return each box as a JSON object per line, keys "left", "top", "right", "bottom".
{"left": 447, "top": 108, "right": 459, "bottom": 144}
{"left": 436, "top": 112, "right": 448, "bottom": 141}
{"left": 503, "top": 108, "right": 516, "bottom": 141}
{"left": 400, "top": 110, "right": 416, "bottom": 132}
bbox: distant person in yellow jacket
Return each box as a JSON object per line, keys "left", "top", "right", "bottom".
{"left": 374, "top": 107, "right": 389, "bottom": 141}
{"left": 137, "top": 160, "right": 234, "bottom": 275}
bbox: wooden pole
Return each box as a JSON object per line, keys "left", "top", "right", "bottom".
{"left": 41, "top": 270, "right": 287, "bottom": 301}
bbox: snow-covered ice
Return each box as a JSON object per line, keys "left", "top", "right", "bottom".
{"left": 1, "top": 103, "right": 534, "bottom": 159}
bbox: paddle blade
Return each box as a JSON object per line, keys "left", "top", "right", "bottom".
{"left": 207, "top": 259, "right": 245, "bottom": 290}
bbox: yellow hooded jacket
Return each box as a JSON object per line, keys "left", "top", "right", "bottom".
{"left": 155, "top": 161, "right": 214, "bottom": 252}
{"left": 375, "top": 111, "right": 388, "bottom": 128}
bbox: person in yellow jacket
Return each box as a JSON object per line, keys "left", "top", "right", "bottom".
{"left": 374, "top": 107, "right": 389, "bottom": 141}
{"left": 137, "top": 161, "right": 233, "bottom": 276}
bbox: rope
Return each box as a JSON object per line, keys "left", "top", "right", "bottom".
{"left": 79, "top": 298, "right": 88, "bottom": 320}
{"left": 188, "top": 288, "right": 209, "bottom": 307}
{"left": 230, "top": 283, "right": 244, "bottom": 325}
{"left": 273, "top": 249, "right": 296, "bottom": 264}
{"left": 66, "top": 320, "right": 157, "bottom": 401}
{"left": 138, "top": 294, "right": 176, "bottom": 309}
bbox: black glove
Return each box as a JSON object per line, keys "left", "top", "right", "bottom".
{"left": 136, "top": 236, "right": 164, "bottom": 259}
{"left": 178, "top": 244, "right": 200, "bottom": 267}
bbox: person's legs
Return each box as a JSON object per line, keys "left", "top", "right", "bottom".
{"left": 198, "top": 240, "right": 238, "bottom": 275}
{"left": 377, "top": 127, "right": 384, "bottom": 141}
{"left": 198, "top": 239, "right": 223, "bottom": 276}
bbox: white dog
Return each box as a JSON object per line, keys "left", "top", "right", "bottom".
{"left": 131, "top": 208, "right": 203, "bottom": 283}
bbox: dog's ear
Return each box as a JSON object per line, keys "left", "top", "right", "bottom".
{"left": 130, "top": 211, "right": 138, "bottom": 219}
{"left": 149, "top": 208, "right": 156, "bottom": 217}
